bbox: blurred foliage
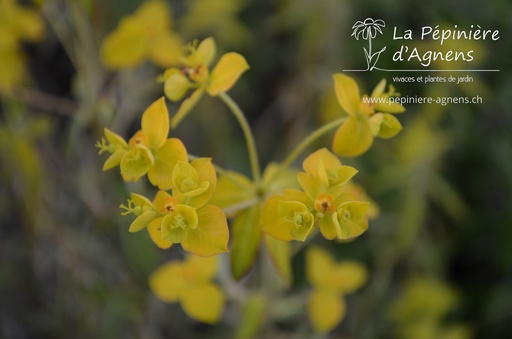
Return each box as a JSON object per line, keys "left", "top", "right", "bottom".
{"left": 1, "top": 0, "right": 511, "bottom": 338}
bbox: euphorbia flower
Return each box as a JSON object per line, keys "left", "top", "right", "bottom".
{"left": 0, "top": 0, "right": 44, "bottom": 91}
{"left": 96, "top": 97, "right": 187, "bottom": 190}
{"left": 149, "top": 255, "right": 225, "bottom": 323}
{"left": 306, "top": 247, "right": 367, "bottom": 333}
{"left": 160, "top": 37, "right": 249, "bottom": 101}
{"left": 120, "top": 158, "right": 229, "bottom": 257}
{"left": 261, "top": 148, "right": 369, "bottom": 242}
{"left": 100, "top": 0, "right": 183, "bottom": 69}
{"left": 332, "top": 74, "right": 405, "bottom": 157}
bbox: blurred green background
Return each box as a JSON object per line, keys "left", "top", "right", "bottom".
{"left": 1, "top": 0, "right": 511, "bottom": 338}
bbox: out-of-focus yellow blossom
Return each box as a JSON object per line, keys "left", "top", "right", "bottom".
{"left": 0, "top": 0, "right": 44, "bottom": 91}
{"left": 96, "top": 97, "right": 187, "bottom": 190}
{"left": 120, "top": 158, "right": 229, "bottom": 257}
{"left": 306, "top": 247, "right": 367, "bottom": 333}
{"left": 261, "top": 148, "right": 369, "bottom": 242}
{"left": 391, "top": 277, "right": 472, "bottom": 339}
{"left": 180, "top": 0, "right": 251, "bottom": 48}
{"left": 149, "top": 255, "right": 225, "bottom": 323}
{"left": 332, "top": 74, "right": 405, "bottom": 157}
{"left": 160, "top": 37, "right": 249, "bottom": 101}
{"left": 100, "top": 0, "right": 183, "bottom": 69}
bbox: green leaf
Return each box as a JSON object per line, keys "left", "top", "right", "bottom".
{"left": 264, "top": 235, "right": 292, "bottom": 285}
{"left": 230, "top": 205, "right": 262, "bottom": 280}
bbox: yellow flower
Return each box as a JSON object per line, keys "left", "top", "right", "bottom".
{"left": 100, "top": 0, "right": 183, "bottom": 69}
{"left": 120, "top": 158, "right": 229, "bottom": 257}
{"left": 390, "top": 277, "right": 472, "bottom": 339}
{"left": 161, "top": 37, "right": 249, "bottom": 101}
{"left": 306, "top": 247, "right": 367, "bottom": 333}
{"left": 332, "top": 74, "right": 405, "bottom": 157}
{"left": 0, "top": 0, "right": 44, "bottom": 91}
{"left": 149, "top": 255, "right": 225, "bottom": 323}
{"left": 261, "top": 148, "right": 369, "bottom": 242}
{"left": 96, "top": 97, "right": 187, "bottom": 190}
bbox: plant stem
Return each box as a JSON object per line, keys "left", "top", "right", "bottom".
{"left": 268, "top": 117, "right": 347, "bottom": 184}
{"left": 170, "top": 88, "right": 204, "bottom": 129}
{"left": 217, "top": 92, "right": 261, "bottom": 184}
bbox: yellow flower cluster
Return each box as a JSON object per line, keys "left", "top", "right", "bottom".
{"left": 261, "top": 148, "right": 369, "bottom": 242}
{"left": 0, "top": 0, "right": 44, "bottom": 91}
{"left": 96, "top": 97, "right": 228, "bottom": 257}
{"left": 306, "top": 247, "right": 367, "bottom": 332}
{"left": 100, "top": 0, "right": 182, "bottom": 69}
{"left": 150, "top": 255, "right": 225, "bottom": 323}
{"left": 332, "top": 74, "right": 405, "bottom": 157}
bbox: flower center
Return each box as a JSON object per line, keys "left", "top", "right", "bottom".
{"left": 314, "top": 194, "right": 336, "bottom": 213}
{"left": 129, "top": 130, "right": 149, "bottom": 148}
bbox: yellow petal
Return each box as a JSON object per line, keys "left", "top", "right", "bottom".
{"left": 207, "top": 52, "right": 249, "bottom": 96}
{"left": 129, "top": 210, "right": 159, "bottom": 232}
{"left": 174, "top": 158, "right": 216, "bottom": 209}
{"left": 103, "top": 149, "right": 127, "bottom": 170}
{"left": 260, "top": 194, "right": 294, "bottom": 242}
{"left": 183, "top": 255, "right": 218, "bottom": 282}
{"left": 147, "top": 218, "right": 173, "bottom": 249}
{"left": 164, "top": 72, "right": 192, "bottom": 102}
{"left": 148, "top": 260, "right": 185, "bottom": 302}
{"left": 120, "top": 150, "right": 150, "bottom": 180}
{"left": 306, "top": 247, "right": 335, "bottom": 289}
{"left": 149, "top": 32, "right": 183, "bottom": 68}
{"left": 297, "top": 172, "right": 321, "bottom": 202}
{"left": 148, "top": 138, "right": 188, "bottom": 190}
{"left": 333, "top": 74, "right": 360, "bottom": 116}
{"left": 370, "top": 78, "right": 386, "bottom": 98}
{"left": 12, "top": 6, "right": 44, "bottom": 41}
{"left": 302, "top": 148, "right": 342, "bottom": 176}
{"left": 189, "top": 37, "right": 216, "bottom": 67}
{"left": 180, "top": 283, "right": 225, "bottom": 323}
{"left": 308, "top": 290, "right": 346, "bottom": 333}
{"left": 208, "top": 170, "right": 255, "bottom": 211}
{"left": 377, "top": 113, "right": 403, "bottom": 139}
{"left": 181, "top": 205, "right": 229, "bottom": 256}
{"left": 141, "top": 97, "right": 169, "bottom": 150}
{"left": 317, "top": 212, "right": 339, "bottom": 240}
{"left": 104, "top": 128, "right": 127, "bottom": 147}
{"left": 332, "top": 261, "right": 368, "bottom": 294}
{"left": 100, "top": 18, "right": 147, "bottom": 69}
{"left": 337, "top": 201, "right": 369, "bottom": 239}
{"left": 368, "top": 112, "right": 384, "bottom": 136}
{"left": 135, "top": 0, "right": 172, "bottom": 31}
{"left": 332, "top": 116, "right": 373, "bottom": 157}
{"left": 375, "top": 100, "right": 406, "bottom": 114}
{"left": 230, "top": 205, "right": 262, "bottom": 279}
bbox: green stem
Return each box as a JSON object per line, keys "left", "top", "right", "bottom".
{"left": 217, "top": 92, "right": 261, "bottom": 184}
{"left": 170, "top": 88, "right": 204, "bottom": 129}
{"left": 269, "top": 117, "right": 347, "bottom": 184}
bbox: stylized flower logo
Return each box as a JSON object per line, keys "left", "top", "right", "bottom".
{"left": 351, "top": 18, "right": 386, "bottom": 71}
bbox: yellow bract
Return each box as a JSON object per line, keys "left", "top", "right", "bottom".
{"left": 96, "top": 97, "right": 188, "bottom": 190}
{"left": 162, "top": 37, "right": 249, "bottom": 101}
{"left": 306, "top": 247, "right": 367, "bottom": 333}
{"left": 149, "top": 255, "right": 225, "bottom": 323}
{"left": 261, "top": 148, "right": 368, "bottom": 242}
{"left": 391, "top": 277, "right": 472, "bottom": 339}
{"left": 0, "top": 0, "right": 44, "bottom": 91}
{"left": 129, "top": 186, "right": 228, "bottom": 256}
{"left": 332, "top": 74, "right": 405, "bottom": 157}
{"left": 100, "top": 0, "right": 182, "bottom": 69}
